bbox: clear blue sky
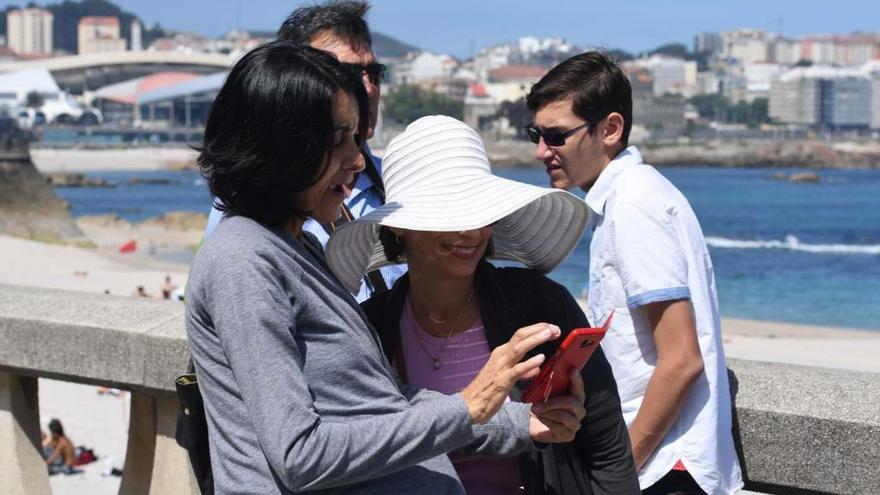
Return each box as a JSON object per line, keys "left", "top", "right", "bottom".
{"left": 5, "top": 0, "right": 879, "bottom": 58}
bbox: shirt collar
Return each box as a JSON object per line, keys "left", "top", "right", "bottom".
{"left": 584, "top": 145, "right": 642, "bottom": 217}
{"left": 350, "top": 143, "right": 378, "bottom": 198}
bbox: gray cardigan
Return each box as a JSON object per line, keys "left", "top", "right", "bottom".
{"left": 185, "top": 216, "right": 532, "bottom": 494}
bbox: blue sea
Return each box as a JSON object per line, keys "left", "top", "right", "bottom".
{"left": 54, "top": 167, "right": 880, "bottom": 331}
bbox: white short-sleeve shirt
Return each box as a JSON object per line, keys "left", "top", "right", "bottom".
{"left": 585, "top": 147, "right": 743, "bottom": 494}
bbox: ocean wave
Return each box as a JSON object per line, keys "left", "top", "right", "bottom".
{"left": 705, "top": 235, "right": 880, "bottom": 255}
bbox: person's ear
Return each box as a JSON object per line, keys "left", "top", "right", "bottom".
{"left": 602, "top": 112, "right": 625, "bottom": 148}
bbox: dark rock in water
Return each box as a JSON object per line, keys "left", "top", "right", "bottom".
{"left": 45, "top": 173, "right": 111, "bottom": 188}
{"left": 127, "top": 177, "right": 174, "bottom": 186}
{"left": 789, "top": 172, "right": 820, "bottom": 183}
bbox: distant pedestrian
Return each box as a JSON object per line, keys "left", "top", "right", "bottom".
{"left": 160, "top": 275, "right": 177, "bottom": 300}
{"left": 526, "top": 51, "right": 743, "bottom": 494}
{"left": 43, "top": 418, "right": 79, "bottom": 475}
{"left": 134, "top": 285, "right": 150, "bottom": 298}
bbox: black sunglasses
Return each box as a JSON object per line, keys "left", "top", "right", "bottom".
{"left": 342, "top": 62, "right": 386, "bottom": 85}
{"left": 524, "top": 122, "right": 590, "bottom": 146}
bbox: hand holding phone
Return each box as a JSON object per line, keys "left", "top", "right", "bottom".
{"left": 521, "top": 310, "right": 614, "bottom": 403}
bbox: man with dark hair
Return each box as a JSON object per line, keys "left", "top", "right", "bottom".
{"left": 526, "top": 52, "right": 743, "bottom": 495}
{"left": 205, "top": 0, "right": 404, "bottom": 301}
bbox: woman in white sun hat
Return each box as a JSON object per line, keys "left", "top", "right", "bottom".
{"left": 327, "top": 115, "right": 639, "bottom": 494}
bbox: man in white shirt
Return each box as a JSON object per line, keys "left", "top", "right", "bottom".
{"left": 525, "top": 52, "right": 743, "bottom": 495}
{"left": 204, "top": 1, "right": 406, "bottom": 301}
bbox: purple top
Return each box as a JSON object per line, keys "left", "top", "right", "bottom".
{"left": 399, "top": 296, "right": 524, "bottom": 494}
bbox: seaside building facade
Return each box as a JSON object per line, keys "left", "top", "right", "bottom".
{"left": 484, "top": 64, "right": 547, "bottom": 103}
{"left": 78, "top": 16, "right": 127, "bottom": 55}
{"left": 392, "top": 51, "right": 458, "bottom": 86}
{"left": 136, "top": 72, "right": 226, "bottom": 128}
{"left": 628, "top": 68, "right": 686, "bottom": 130}
{"left": 694, "top": 32, "right": 723, "bottom": 55}
{"left": 769, "top": 66, "right": 872, "bottom": 130}
{"left": 768, "top": 38, "right": 801, "bottom": 65}
{"left": 742, "top": 63, "right": 785, "bottom": 102}
{"left": 872, "top": 77, "right": 880, "bottom": 130}
{"left": 130, "top": 20, "right": 143, "bottom": 52}
{"left": 462, "top": 83, "right": 499, "bottom": 131}
{"left": 627, "top": 55, "right": 698, "bottom": 97}
{"left": 721, "top": 29, "right": 770, "bottom": 63}
{"left": 90, "top": 72, "right": 201, "bottom": 125}
{"left": 6, "top": 8, "right": 53, "bottom": 56}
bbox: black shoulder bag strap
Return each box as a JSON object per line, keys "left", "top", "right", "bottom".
{"left": 175, "top": 357, "right": 214, "bottom": 494}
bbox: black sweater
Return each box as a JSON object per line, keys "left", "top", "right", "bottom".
{"left": 361, "top": 261, "right": 640, "bottom": 495}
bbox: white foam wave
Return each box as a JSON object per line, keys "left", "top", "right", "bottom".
{"left": 705, "top": 235, "right": 880, "bottom": 255}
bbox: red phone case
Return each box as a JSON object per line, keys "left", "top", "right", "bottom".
{"left": 521, "top": 311, "right": 614, "bottom": 403}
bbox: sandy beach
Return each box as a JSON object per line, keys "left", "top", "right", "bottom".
{"left": 2, "top": 224, "right": 877, "bottom": 494}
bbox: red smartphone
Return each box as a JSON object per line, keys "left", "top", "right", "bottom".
{"left": 521, "top": 311, "right": 614, "bottom": 403}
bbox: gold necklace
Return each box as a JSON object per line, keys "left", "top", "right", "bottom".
{"left": 411, "top": 286, "right": 475, "bottom": 370}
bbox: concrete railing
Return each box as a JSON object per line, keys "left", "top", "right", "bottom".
{"left": 0, "top": 284, "right": 196, "bottom": 495}
{"left": 1, "top": 283, "right": 878, "bottom": 494}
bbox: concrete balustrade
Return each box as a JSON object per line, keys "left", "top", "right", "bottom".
{"left": 0, "top": 284, "right": 196, "bottom": 495}
{"left": 0, "top": 283, "right": 878, "bottom": 494}
{"left": 728, "top": 359, "right": 880, "bottom": 494}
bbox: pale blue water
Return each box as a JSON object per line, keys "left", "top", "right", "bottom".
{"left": 54, "top": 167, "right": 880, "bottom": 330}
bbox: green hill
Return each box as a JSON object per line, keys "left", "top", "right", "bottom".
{"left": 372, "top": 32, "right": 419, "bottom": 59}
{"left": 0, "top": 1, "right": 416, "bottom": 58}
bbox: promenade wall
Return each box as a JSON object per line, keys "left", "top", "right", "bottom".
{"left": 1, "top": 284, "right": 878, "bottom": 494}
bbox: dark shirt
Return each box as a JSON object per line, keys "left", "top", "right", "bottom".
{"left": 361, "top": 260, "right": 640, "bottom": 495}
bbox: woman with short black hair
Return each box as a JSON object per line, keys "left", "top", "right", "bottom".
{"left": 186, "top": 41, "right": 583, "bottom": 494}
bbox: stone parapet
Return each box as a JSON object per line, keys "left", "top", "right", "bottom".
{"left": 0, "top": 284, "right": 187, "bottom": 395}
{"left": 729, "top": 358, "right": 880, "bottom": 493}
{"left": 0, "top": 284, "right": 878, "bottom": 493}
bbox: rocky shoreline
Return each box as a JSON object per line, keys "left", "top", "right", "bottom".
{"left": 27, "top": 139, "right": 880, "bottom": 172}
{"left": 481, "top": 139, "right": 880, "bottom": 169}
{"left": 642, "top": 139, "right": 880, "bottom": 169}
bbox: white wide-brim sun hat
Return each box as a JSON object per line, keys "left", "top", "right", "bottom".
{"left": 325, "top": 115, "right": 589, "bottom": 294}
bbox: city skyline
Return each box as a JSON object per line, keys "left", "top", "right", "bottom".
{"left": 1, "top": 0, "right": 878, "bottom": 58}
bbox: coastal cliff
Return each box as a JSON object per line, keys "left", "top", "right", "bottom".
{"left": 0, "top": 141, "right": 85, "bottom": 243}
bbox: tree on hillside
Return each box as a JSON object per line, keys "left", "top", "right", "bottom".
{"left": 688, "top": 93, "right": 728, "bottom": 122}
{"left": 2, "top": 1, "right": 163, "bottom": 51}
{"left": 688, "top": 94, "right": 770, "bottom": 127}
{"left": 606, "top": 48, "right": 634, "bottom": 62}
{"left": 493, "top": 100, "right": 530, "bottom": 139}
{"left": 25, "top": 91, "right": 45, "bottom": 108}
{"left": 650, "top": 43, "right": 689, "bottom": 59}
{"left": 383, "top": 85, "right": 463, "bottom": 125}
{"left": 49, "top": 0, "right": 135, "bottom": 53}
